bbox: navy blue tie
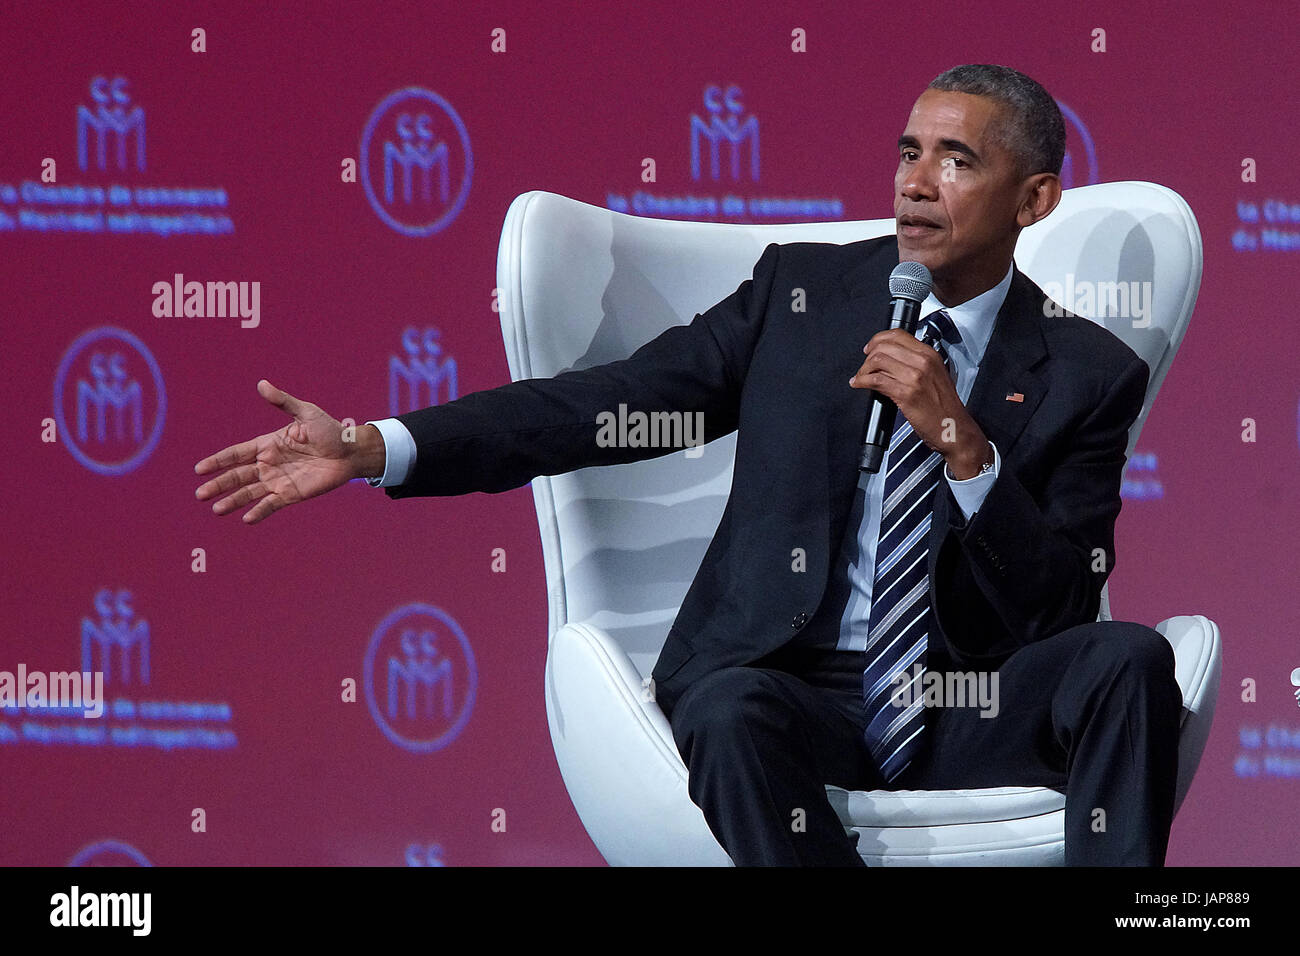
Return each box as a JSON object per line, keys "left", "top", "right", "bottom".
{"left": 861, "top": 309, "right": 961, "bottom": 782}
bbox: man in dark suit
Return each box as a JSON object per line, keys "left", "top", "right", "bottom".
{"left": 196, "top": 64, "right": 1183, "bottom": 866}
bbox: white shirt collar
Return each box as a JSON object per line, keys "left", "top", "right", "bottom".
{"left": 919, "top": 260, "right": 1014, "bottom": 366}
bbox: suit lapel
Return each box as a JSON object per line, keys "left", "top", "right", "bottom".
{"left": 925, "top": 266, "right": 1049, "bottom": 578}
{"left": 959, "top": 266, "right": 1049, "bottom": 461}
{"left": 820, "top": 241, "right": 895, "bottom": 549}
{"left": 822, "top": 242, "right": 894, "bottom": 481}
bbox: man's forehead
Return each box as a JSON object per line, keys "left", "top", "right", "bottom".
{"left": 904, "top": 89, "right": 1005, "bottom": 140}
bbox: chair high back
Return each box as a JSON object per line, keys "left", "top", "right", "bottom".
{"left": 496, "top": 184, "right": 1203, "bottom": 676}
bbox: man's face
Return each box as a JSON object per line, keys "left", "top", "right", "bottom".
{"left": 894, "top": 89, "right": 1028, "bottom": 297}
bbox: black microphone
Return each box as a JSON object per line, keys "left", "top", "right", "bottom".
{"left": 858, "top": 261, "right": 933, "bottom": 473}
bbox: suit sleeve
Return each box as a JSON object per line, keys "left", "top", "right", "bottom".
{"left": 936, "top": 351, "right": 1149, "bottom": 659}
{"left": 383, "top": 242, "right": 782, "bottom": 498}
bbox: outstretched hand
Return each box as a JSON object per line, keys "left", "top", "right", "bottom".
{"left": 194, "top": 380, "right": 361, "bottom": 524}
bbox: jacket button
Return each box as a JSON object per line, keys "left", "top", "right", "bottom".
{"left": 791, "top": 612, "right": 808, "bottom": 629}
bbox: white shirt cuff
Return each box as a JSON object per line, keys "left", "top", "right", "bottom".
{"left": 363, "top": 419, "right": 416, "bottom": 487}
{"left": 945, "top": 440, "right": 1000, "bottom": 521}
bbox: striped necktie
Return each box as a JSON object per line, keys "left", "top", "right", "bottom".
{"left": 861, "top": 309, "right": 961, "bottom": 782}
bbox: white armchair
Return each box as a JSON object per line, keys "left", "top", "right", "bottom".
{"left": 494, "top": 183, "right": 1221, "bottom": 865}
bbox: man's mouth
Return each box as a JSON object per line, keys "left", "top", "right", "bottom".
{"left": 897, "top": 214, "right": 942, "bottom": 237}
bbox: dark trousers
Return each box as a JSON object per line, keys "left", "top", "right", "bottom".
{"left": 662, "top": 620, "right": 1184, "bottom": 866}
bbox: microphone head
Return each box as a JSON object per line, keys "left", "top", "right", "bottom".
{"left": 889, "top": 261, "right": 933, "bottom": 302}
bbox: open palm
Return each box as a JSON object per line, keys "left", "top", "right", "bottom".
{"left": 195, "top": 380, "right": 358, "bottom": 524}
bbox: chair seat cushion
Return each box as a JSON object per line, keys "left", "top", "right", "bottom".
{"left": 826, "top": 783, "right": 1066, "bottom": 827}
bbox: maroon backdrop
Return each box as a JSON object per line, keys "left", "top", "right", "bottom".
{"left": 2, "top": 0, "right": 1297, "bottom": 866}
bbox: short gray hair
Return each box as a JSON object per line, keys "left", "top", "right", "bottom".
{"left": 927, "top": 64, "right": 1065, "bottom": 179}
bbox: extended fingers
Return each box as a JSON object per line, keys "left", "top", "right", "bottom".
{"left": 211, "top": 479, "right": 271, "bottom": 516}
{"left": 196, "top": 462, "right": 261, "bottom": 502}
{"left": 195, "top": 438, "right": 260, "bottom": 476}
{"left": 242, "top": 492, "right": 287, "bottom": 524}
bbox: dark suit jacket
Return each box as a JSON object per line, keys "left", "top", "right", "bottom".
{"left": 384, "top": 235, "right": 1150, "bottom": 714}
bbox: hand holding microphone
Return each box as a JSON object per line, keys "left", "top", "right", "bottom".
{"left": 851, "top": 261, "right": 993, "bottom": 478}
{"left": 856, "top": 261, "right": 933, "bottom": 472}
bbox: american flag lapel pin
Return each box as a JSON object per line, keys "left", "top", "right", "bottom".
{"left": 1006, "top": 391, "right": 1025, "bottom": 403}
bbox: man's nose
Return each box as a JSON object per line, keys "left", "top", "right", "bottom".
{"left": 900, "top": 160, "right": 940, "bottom": 200}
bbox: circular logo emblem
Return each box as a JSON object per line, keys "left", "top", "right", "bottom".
{"left": 360, "top": 87, "right": 473, "bottom": 236}
{"left": 364, "top": 603, "right": 477, "bottom": 752}
{"left": 53, "top": 326, "right": 166, "bottom": 476}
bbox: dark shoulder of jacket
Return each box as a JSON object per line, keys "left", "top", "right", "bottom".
{"left": 759, "top": 233, "right": 897, "bottom": 292}
{"left": 1016, "top": 267, "right": 1149, "bottom": 378}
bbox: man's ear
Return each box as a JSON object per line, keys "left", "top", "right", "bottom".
{"left": 1017, "top": 173, "right": 1062, "bottom": 228}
